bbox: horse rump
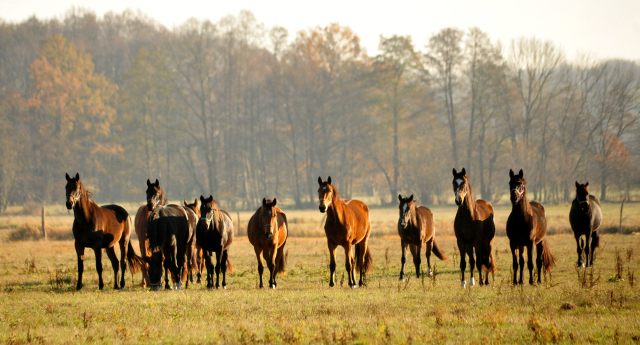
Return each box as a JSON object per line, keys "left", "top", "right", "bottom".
{"left": 432, "top": 240, "right": 448, "bottom": 261}
{"left": 541, "top": 238, "right": 556, "bottom": 273}
{"left": 355, "top": 242, "right": 374, "bottom": 274}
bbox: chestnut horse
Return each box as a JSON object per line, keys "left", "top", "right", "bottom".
{"left": 134, "top": 179, "right": 167, "bottom": 287}
{"left": 65, "top": 173, "right": 142, "bottom": 290}
{"left": 248, "top": 198, "right": 288, "bottom": 288}
{"left": 197, "top": 195, "right": 234, "bottom": 289}
{"left": 452, "top": 168, "right": 496, "bottom": 287}
{"left": 318, "top": 176, "right": 373, "bottom": 288}
{"left": 397, "top": 194, "right": 447, "bottom": 280}
{"left": 506, "top": 169, "right": 555, "bottom": 285}
{"left": 569, "top": 181, "right": 602, "bottom": 267}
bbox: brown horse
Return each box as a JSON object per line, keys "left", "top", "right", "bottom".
{"left": 197, "top": 195, "right": 234, "bottom": 289}
{"left": 184, "top": 198, "right": 205, "bottom": 283}
{"left": 134, "top": 179, "right": 167, "bottom": 287}
{"left": 248, "top": 198, "right": 288, "bottom": 288}
{"left": 506, "top": 169, "right": 555, "bottom": 285}
{"left": 318, "top": 176, "right": 373, "bottom": 288}
{"left": 65, "top": 173, "right": 143, "bottom": 290}
{"left": 397, "top": 194, "right": 447, "bottom": 280}
{"left": 452, "top": 168, "right": 496, "bottom": 287}
{"left": 570, "top": 181, "right": 602, "bottom": 267}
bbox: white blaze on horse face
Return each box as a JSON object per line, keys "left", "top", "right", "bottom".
{"left": 400, "top": 204, "right": 409, "bottom": 227}
{"left": 455, "top": 179, "right": 464, "bottom": 204}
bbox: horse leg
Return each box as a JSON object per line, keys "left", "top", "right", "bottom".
{"left": 575, "top": 233, "right": 584, "bottom": 267}
{"left": 467, "top": 245, "right": 476, "bottom": 287}
{"left": 221, "top": 250, "right": 228, "bottom": 289}
{"left": 74, "top": 242, "right": 85, "bottom": 291}
{"left": 536, "top": 241, "right": 544, "bottom": 284}
{"left": 410, "top": 244, "right": 421, "bottom": 278}
{"left": 458, "top": 241, "right": 467, "bottom": 288}
{"left": 164, "top": 266, "right": 171, "bottom": 290}
{"left": 474, "top": 241, "right": 484, "bottom": 286}
{"left": 275, "top": 244, "right": 285, "bottom": 289}
{"left": 425, "top": 239, "right": 433, "bottom": 276}
{"left": 517, "top": 245, "right": 525, "bottom": 285}
{"left": 196, "top": 247, "right": 203, "bottom": 284}
{"left": 266, "top": 248, "right": 276, "bottom": 289}
{"left": 139, "top": 237, "right": 150, "bottom": 287}
{"left": 204, "top": 251, "right": 214, "bottom": 289}
{"left": 119, "top": 239, "right": 127, "bottom": 288}
{"left": 589, "top": 232, "right": 599, "bottom": 266}
{"left": 399, "top": 241, "right": 408, "bottom": 281}
{"left": 484, "top": 239, "right": 493, "bottom": 285}
{"left": 527, "top": 243, "right": 534, "bottom": 285}
{"left": 510, "top": 245, "right": 518, "bottom": 285}
{"left": 176, "top": 247, "right": 185, "bottom": 291}
{"left": 344, "top": 244, "right": 355, "bottom": 288}
{"left": 584, "top": 232, "right": 592, "bottom": 268}
{"left": 106, "top": 247, "right": 120, "bottom": 290}
{"left": 91, "top": 246, "right": 104, "bottom": 290}
{"left": 214, "top": 250, "right": 222, "bottom": 289}
{"left": 254, "top": 247, "right": 265, "bottom": 288}
{"left": 328, "top": 241, "right": 338, "bottom": 287}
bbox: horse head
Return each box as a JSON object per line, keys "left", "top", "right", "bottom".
{"left": 65, "top": 172, "right": 82, "bottom": 209}
{"left": 575, "top": 181, "right": 591, "bottom": 214}
{"left": 199, "top": 195, "right": 218, "bottom": 230}
{"left": 317, "top": 176, "right": 334, "bottom": 213}
{"left": 146, "top": 179, "right": 164, "bottom": 211}
{"left": 184, "top": 198, "right": 202, "bottom": 218}
{"left": 147, "top": 249, "right": 164, "bottom": 290}
{"left": 508, "top": 169, "right": 526, "bottom": 204}
{"left": 398, "top": 194, "right": 414, "bottom": 228}
{"left": 452, "top": 168, "right": 469, "bottom": 206}
{"left": 261, "top": 198, "right": 278, "bottom": 240}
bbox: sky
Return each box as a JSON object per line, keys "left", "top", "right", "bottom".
{"left": 2, "top": 0, "right": 640, "bottom": 61}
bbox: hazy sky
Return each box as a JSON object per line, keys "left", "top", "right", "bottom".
{"left": 2, "top": 0, "right": 640, "bottom": 61}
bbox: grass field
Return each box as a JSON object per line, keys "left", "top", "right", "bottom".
{"left": 0, "top": 203, "right": 639, "bottom": 344}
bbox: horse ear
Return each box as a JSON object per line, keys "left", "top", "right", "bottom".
{"left": 154, "top": 179, "right": 159, "bottom": 186}
{"left": 461, "top": 168, "right": 466, "bottom": 176}
{"left": 509, "top": 169, "right": 514, "bottom": 178}
{"left": 65, "top": 173, "right": 71, "bottom": 181}
{"left": 452, "top": 168, "right": 457, "bottom": 176}
{"left": 147, "top": 179, "right": 151, "bottom": 186}
{"left": 398, "top": 194, "right": 402, "bottom": 202}
{"left": 585, "top": 182, "right": 589, "bottom": 187}
{"left": 75, "top": 173, "right": 80, "bottom": 180}
{"left": 183, "top": 199, "right": 189, "bottom": 207}
{"left": 327, "top": 176, "right": 332, "bottom": 185}
{"left": 200, "top": 195, "right": 205, "bottom": 203}
{"left": 518, "top": 169, "right": 523, "bottom": 178}
{"left": 575, "top": 181, "right": 580, "bottom": 188}
{"left": 207, "top": 195, "right": 213, "bottom": 202}
{"left": 408, "top": 194, "right": 413, "bottom": 202}
{"left": 318, "top": 176, "right": 323, "bottom": 185}
{"left": 273, "top": 198, "right": 277, "bottom": 206}
{"left": 263, "top": 198, "right": 267, "bottom": 206}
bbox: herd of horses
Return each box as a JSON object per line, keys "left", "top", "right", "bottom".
{"left": 64, "top": 168, "right": 602, "bottom": 291}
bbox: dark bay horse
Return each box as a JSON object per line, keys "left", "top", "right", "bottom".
{"left": 145, "top": 203, "right": 194, "bottom": 291}
{"left": 506, "top": 169, "right": 555, "bottom": 285}
{"left": 318, "top": 176, "right": 373, "bottom": 288}
{"left": 65, "top": 173, "right": 142, "bottom": 290}
{"left": 570, "top": 181, "right": 602, "bottom": 267}
{"left": 248, "top": 198, "right": 288, "bottom": 288}
{"left": 197, "top": 195, "right": 234, "bottom": 289}
{"left": 452, "top": 168, "right": 496, "bottom": 287}
{"left": 184, "top": 199, "right": 205, "bottom": 283}
{"left": 134, "top": 179, "right": 167, "bottom": 287}
{"left": 397, "top": 194, "right": 447, "bottom": 280}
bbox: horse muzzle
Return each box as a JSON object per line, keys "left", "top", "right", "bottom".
{"left": 319, "top": 205, "right": 326, "bottom": 213}
{"left": 66, "top": 201, "right": 73, "bottom": 209}
{"left": 266, "top": 233, "right": 274, "bottom": 240}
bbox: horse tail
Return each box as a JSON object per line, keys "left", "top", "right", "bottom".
{"left": 591, "top": 232, "right": 600, "bottom": 249}
{"left": 225, "top": 257, "right": 234, "bottom": 274}
{"left": 126, "top": 240, "right": 144, "bottom": 274}
{"left": 541, "top": 238, "right": 556, "bottom": 273}
{"left": 432, "top": 240, "right": 447, "bottom": 261}
{"left": 355, "top": 242, "right": 374, "bottom": 274}
{"left": 275, "top": 250, "right": 287, "bottom": 276}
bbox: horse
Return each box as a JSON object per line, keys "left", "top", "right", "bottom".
{"left": 197, "top": 195, "right": 234, "bottom": 289}
{"left": 569, "top": 181, "right": 602, "bottom": 267}
{"left": 65, "top": 172, "right": 143, "bottom": 290}
{"left": 452, "top": 168, "right": 496, "bottom": 287}
{"left": 134, "top": 179, "right": 167, "bottom": 287}
{"left": 318, "top": 176, "right": 373, "bottom": 288}
{"left": 145, "top": 203, "right": 194, "bottom": 291}
{"left": 397, "top": 194, "right": 447, "bottom": 280}
{"left": 506, "top": 169, "right": 555, "bottom": 285}
{"left": 248, "top": 198, "right": 288, "bottom": 288}
{"left": 183, "top": 198, "right": 205, "bottom": 283}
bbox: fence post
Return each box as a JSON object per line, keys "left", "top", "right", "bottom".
{"left": 237, "top": 212, "right": 241, "bottom": 236}
{"left": 619, "top": 198, "right": 626, "bottom": 235}
{"left": 41, "top": 206, "right": 47, "bottom": 241}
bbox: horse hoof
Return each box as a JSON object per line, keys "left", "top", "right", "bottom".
{"left": 470, "top": 278, "right": 475, "bottom": 287}
{"left": 399, "top": 277, "right": 404, "bottom": 281}
{"left": 76, "top": 284, "right": 83, "bottom": 291}
{"left": 329, "top": 282, "right": 335, "bottom": 287}
{"left": 461, "top": 281, "right": 466, "bottom": 288}
{"left": 175, "top": 283, "right": 182, "bottom": 291}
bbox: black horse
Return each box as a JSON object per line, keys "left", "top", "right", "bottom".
{"left": 569, "top": 181, "right": 602, "bottom": 267}
{"left": 146, "top": 204, "right": 192, "bottom": 291}
{"left": 197, "top": 195, "right": 234, "bottom": 289}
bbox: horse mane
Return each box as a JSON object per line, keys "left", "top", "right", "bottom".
{"left": 329, "top": 184, "right": 344, "bottom": 204}
{"left": 517, "top": 178, "right": 534, "bottom": 223}
{"left": 77, "top": 182, "right": 96, "bottom": 220}
{"left": 463, "top": 176, "right": 479, "bottom": 221}
{"left": 408, "top": 201, "right": 418, "bottom": 226}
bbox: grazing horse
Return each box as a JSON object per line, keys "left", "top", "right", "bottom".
{"left": 318, "top": 176, "right": 373, "bottom": 288}
{"left": 506, "top": 169, "right": 555, "bottom": 285}
{"left": 197, "top": 195, "right": 234, "bottom": 289}
{"left": 452, "top": 168, "right": 496, "bottom": 287}
{"left": 65, "top": 173, "right": 142, "bottom": 290}
{"left": 397, "top": 194, "right": 447, "bottom": 280}
{"left": 184, "top": 199, "right": 205, "bottom": 283}
{"left": 145, "top": 203, "right": 193, "bottom": 290}
{"left": 570, "top": 181, "right": 602, "bottom": 267}
{"left": 134, "top": 179, "right": 167, "bottom": 287}
{"left": 248, "top": 198, "right": 288, "bottom": 288}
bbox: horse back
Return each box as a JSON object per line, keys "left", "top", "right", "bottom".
{"left": 589, "top": 195, "right": 602, "bottom": 231}
{"left": 345, "top": 199, "right": 370, "bottom": 237}
{"left": 416, "top": 206, "right": 435, "bottom": 241}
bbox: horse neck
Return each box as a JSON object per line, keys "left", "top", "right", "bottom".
{"left": 73, "top": 185, "right": 95, "bottom": 222}
{"left": 463, "top": 183, "right": 478, "bottom": 221}
{"left": 514, "top": 190, "right": 533, "bottom": 222}
{"left": 408, "top": 203, "right": 419, "bottom": 227}
{"left": 327, "top": 190, "right": 346, "bottom": 225}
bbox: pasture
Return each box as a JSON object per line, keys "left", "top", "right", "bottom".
{"left": 0, "top": 203, "right": 639, "bottom": 344}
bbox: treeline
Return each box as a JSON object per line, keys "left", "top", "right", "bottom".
{"left": 0, "top": 9, "right": 639, "bottom": 212}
